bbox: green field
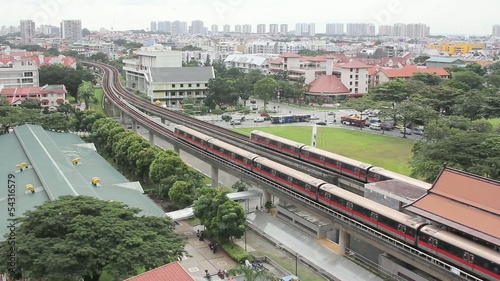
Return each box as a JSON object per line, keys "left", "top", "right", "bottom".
{"left": 235, "top": 126, "right": 416, "bottom": 175}
{"left": 90, "top": 87, "right": 104, "bottom": 113}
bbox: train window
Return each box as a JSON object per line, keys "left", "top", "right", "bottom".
{"left": 305, "top": 184, "right": 311, "bottom": 191}
{"left": 354, "top": 167, "right": 360, "bottom": 174}
{"left": 402, "top": 226, "right": 406, "bottom": 233}
{"left": 271, "top": 170, "right": 276, "bottom": 176}
{"left": 370, "top": 212, "right": 378, "bottom": 220}
{"left": 397, "top": 224, "right": 402, "bottom": 231}
{"left": 428, "top": 237, "right": 433, "bottom": 244}
{"left": 291, "top": 147, "right": 295, "bottom": 152}
{"left": 433, "top": 239, "right": 438, "bottom": 247}
{"left": 463, "top": 252, "right": 469, "bottom": 260}
{"left": 346, "top": 202, "right": 353, "bottom": 209}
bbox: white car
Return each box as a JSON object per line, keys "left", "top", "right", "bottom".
{"left": 310, "top": 115, "right": 320, "bottom": 120}
{"left": 254, "top": 117, "right": 265, "bottom": 122}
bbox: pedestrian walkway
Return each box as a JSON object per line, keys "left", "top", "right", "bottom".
{"left": 246, "top": 211, "right": 384, "bottom": 281}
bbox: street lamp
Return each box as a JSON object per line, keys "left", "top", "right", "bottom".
{"left": 295, "top": 253, "right": 299, "bottom": 276}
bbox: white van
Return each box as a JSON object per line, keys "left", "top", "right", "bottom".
{"left": 369, "top": 123, "right": 381, "bottom": 130}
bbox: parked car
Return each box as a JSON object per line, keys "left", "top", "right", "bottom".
{"left": 310, "top": 115, "right": 320, "bottom": 120}
{"left": 250, "top": 99, "right": 257, "bottom": 104}
{"left": 230, "top": 120, "right": 241, "bottom": 125}
{"left": 414, "top": 129, "right": 424, "bottom": 135}
{"left": 254, "top": 117, "right": 265, "bottom": 122}
{"left": 316, "top": 121, "right": 327, "bottom": 125}
{"left": 369, "top": 123, "right": 381, "bottom": 130}
{"left": 381, "top": 121, "right": 395, "bottom": 130}
{"left": 260, "top": 112, "right": 270, "bottom": 117}
{"left": 400, "top": 128, "right": 412, "bottom": 135}
{"left": 328, "top": 111, "right": 336, "bottom": 116}
{"left": 221, "top": 114, "right": 232, "bottom": 122}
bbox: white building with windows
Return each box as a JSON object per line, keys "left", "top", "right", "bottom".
{"left": 0, "top": 59, "right": 39, "bottom": 88}
{"left": 224, "top": 54, "right": 279, "bottom": 74}
{"left": 123, "top": 45, "right": 182, "bottom": 93}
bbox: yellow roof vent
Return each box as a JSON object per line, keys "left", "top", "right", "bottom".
{"left": 91, "top": 177, "right": 101, "bottom": 186}
{"left": 26, "top": 184, "right": 35, "bottom": 194}
{"left": 72, "top": 158, "right": 81, "bottom": 165}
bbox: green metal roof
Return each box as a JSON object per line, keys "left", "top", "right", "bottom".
{"left": 425, "top": 57, "right": 465, "bottom": 63}
{"left": 0, "top": 125, "right": 166, "bottom": 242}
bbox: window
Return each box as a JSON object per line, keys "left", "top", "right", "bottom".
{"left": 349, "top": 82, "right": 353, "bottom": 85}
{"left": 24, "top": 72, "right": 33, "bottom": 77}
{"left": 180, "top": 84, "right": 184, "bottom": 88}
{"left": 188, "top": 84, "right": 192, "bottom": 87}
{"left": 172, "top": 84, "right": 176, "bottom": 88}
{"left": 196, "top": 83, "right": 200, "bottom": 87}
{"left": 355, "top": 75, "right": 359, "bottom": 79}
{"left": 350, "top": 75, "right": 353, "bottom": 78}
{"left": 21, "top": 78, "right": 33, "bottom": 83}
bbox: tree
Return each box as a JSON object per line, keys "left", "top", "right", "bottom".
{"left": 369, "top": 79, "right": 409, "bottom": 103}
{"left": 205, "top": 77, "right": 238, "bottom": 109}
{"left": 344, "top": 96, "right": 376, "bottom": 130}
{"left": 39, "top": 64, "right": 95, "bottom": 100}
{"left": 210, "top": 200, "right": 247, "bottom": 242}
{"left": 192, "top": 187, "right": 229, "bottom": 234}
{"left": 413, "top": 55, "right": 430, "bottom": 65}
{"left": 227, "top": 264, "right": 279, "bottom": 281}
{"left": 19, "top": 98, "right": 41, "bottom": 109}
{"left": 44, "top": 47, "right": 60, "bottom": 56}
{"left": 82, "top": 28, "right": 91, "bottom": 36}
{"left": 89, "top": 52, "right": 109, "bottom": 63}
{"left": 0, "top": 196, "right": 186, "bottom": 281}
{"left": 465, "top": 62, "right": 486, "bottom": 76}
{"left": 411, "top": 72, "right": 442, "bottom": 86}
{"left": 232, "top": 180, "right": 250, "bottom": 192}
{"left": 77, "top": 80, "right": 97, "bottom": 110}
{"left": 253, "top": 77, "right": 278, "bottom": 110}
{"left": 451, "top": 71, "right": 484, "bottom": 90}
{"left": 168, "top": 181, "right": 196, "bottom": 208}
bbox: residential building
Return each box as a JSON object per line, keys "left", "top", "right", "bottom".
{"left": 224, "top": 54, "right": 278, "bottom": 74}
{"left": 295, "top": 23, "right": 315, "bottom": 37}
{"left": 0, "top": 59, "right": 39, "bottom": 88}
{"left": 150, "top": 21, "right": 157, "bottom": 32}
{"left": 223, "top": 24, "right": 230, "bottom": 33}
{"left": 242, "top": 24, "right": 251, "bottom": 34}
{"left": 235, "top": 24, "right": 242, "bottom": 33}
{"left": 191, "top": 20, "right": 204, "bottom": 35}
{"left": 61, "top": 20, "right": 82, "bottom": 43}
{"left": 257, "top": 24, "right": 266, "bottom": 34}
{"left": 269, "top": 24, "right": 278, "bottom": 35}
{"left": 326, "top": 23, "right": 344, "bottom": 35}
{"left": 336, "top": 60, "right": 370, "bottom": 96}
{"left": 346, "top": 23, "right": 375, "bottom": 36}
{"left": 492, "top": 25, "right": 500, "bottom": 37}
{"left": 148, "top": 66, "right": 214, "bottom": 107}
{"left": 20, "top": 20, "right": 35, "bottom": 45}
{"left": 427, "top": 42, "right": 485, "bottom": 55}
{"left": 210, "top": 24, "right": 218, "bottom": 34}
{"left": 280, "top": 24, "right": 288, "bottom": 34}
{"left": 0, "top": 84, "right": 67, "bottom": 109}
{"left": 172, "top": 21, "right": 188, "bottom": 34}
{"left": 377, "top": 65, "right": 449, "bottom": 84}
{"left": 123, "top": 45, "right": 183, "bottom": 93}
{"left": 378, "top": 25, "right": 392, "bottom": 36}
{"left": 425, "top": 57, "right": 466, "bottom": 68}
{"left": 158, "top": 21, "right": 172, "bottom": 33}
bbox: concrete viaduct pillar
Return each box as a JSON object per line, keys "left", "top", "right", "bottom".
{"left": 160, "top": 118, "right": 165, "bottom": 124}
{"left": 149, "top": 131, "right": 154, "bottom": 144}
{"left": 131, "top": 120, "right": 137, "bottom": 133}
{"left": 173, "top": 144, "right": 180, "bottom": 155}
{"left": 211, "top": 165, "right": 219, "bottom": 188}
{"left": 120, "top": 111, "right": 125, "bottom": 124}
{"left": 338, "top": 229, "right": 351, "bottom": 256}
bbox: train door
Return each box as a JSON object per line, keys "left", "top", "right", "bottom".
{"left": 346, "top": 201, "right": 354, "bottom": 216}
{"left": 463, "top": 252, "right": 475, "bottom": 268}
{"left": 370, "top": 212, "right": 379, "bottom": 228}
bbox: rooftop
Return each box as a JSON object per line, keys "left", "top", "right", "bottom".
{"left": 0, "top": 125, "right": 166, "bottom": 242}
{"left": 124, "top": 262, "right": 194, "bottom": 281}
{"left": 380, "top": 65, "right": 449, "bottom": 78}
{"left": 404, "top": 167, "right": 500, "bottom": 246}
{"left": 308, "top": 75, "right": 350, "bottom": 94}
{"left": 425, "top": 57, "right": 465, "bottom": 63}
{"left": 150, "top": 66, "right": 215, "bottom": 83}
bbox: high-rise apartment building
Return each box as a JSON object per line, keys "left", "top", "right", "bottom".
{"left": 242, "top": 24, "right": 252, "bottom": 34}
{"left": 191, "top": 20, "right": 204, "bottom": 34}
{"left": 326, "top": 23, "right": 344, "bottom": 35}
{"left": 295, "top": 23, "right": 315, "bottom": 37}
{"left": 346, "top": 23, "right": 375, "bottom": 36}
{"left": 235, "top": 24, "right": 242, "bottom": 33}
{"left": 378, "top": 23, "right": 429, "bottom": 38}
{"left": 493, "top": 25, "right": 500, "bottom": 37}
{"left": 257, "top": 24, "right": 266, "bottom": 34}
{"left": 223, "top": 24, "right": 231, "bottom": 33}
{"left": 378, "top": 25, "right": 392, "bottom": 36}
{"left": 280, "top": 24, "right": 288, "bottom": 34}
{"left": 171, "top": 21, "right": 188, "bottom": 34}
{"left": 269, "top": 24, "right": 278, "bottom": 34}
{"left": 20, "top": 20, "right": 35, "bottom": 45}
{"left": 211, "top": 24, "right": 218, "bottom": 34}
{"left": 150, "top": 21, "right": 157, "bottom": 32}
{"left": 60, "top": 20, "right": 82, "bottom": 43}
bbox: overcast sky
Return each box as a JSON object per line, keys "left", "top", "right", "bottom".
{"left": 3, "top": 0, "right": 499, "bottom": 35}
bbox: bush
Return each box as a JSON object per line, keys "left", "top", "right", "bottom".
{"left": 222, "top": 242, "right": 252, "bottom": 263}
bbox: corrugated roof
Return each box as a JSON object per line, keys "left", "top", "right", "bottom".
{"left": 404, "top": 167, "right": 500, "bottom": 246}
{"left": 124, "top": 262, "right": 194, "bottom": 281}
{"left": 380, "top": 65, "right": 449, "bottom": 78}
{"left": 150, "top": 67, "right": 214, "bottom": 83}
{"left": 425, "top": 57, "right": 465, "bottom": 63}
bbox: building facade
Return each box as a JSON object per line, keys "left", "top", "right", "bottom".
{"left": 492, "top": 25, "right": 500, "bottom": 37}
{"left": 223, "top": 24, "right": 230, "bottom": 33}
{"left": 211, "top": 24, "right": 218, "bottom": 34}
{"left": 61, "top": 20, "right": 82, "bottom": 43}
{"left": 257, "top": 24, "right": 266, "bottom": 34}
{"left": 326, "top": 23, "right": 344, "bottom": 35}
{"left": 242, "top": 24, "right": 252, "bottom": 34}
{"left": 20, "top": 20, "right": 35, "bottom": 45}
{"left": 280, "top": 24, "right": 288, "bottom": 34}
{"left": 0, "top": 59, "right": 39, "bottom": 88}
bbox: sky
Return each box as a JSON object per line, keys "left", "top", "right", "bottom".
{"left": 3, "top": 0, "right": 499, "bottom": 35}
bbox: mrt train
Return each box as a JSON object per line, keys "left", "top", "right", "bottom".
{"left": 174, "top": 125, "right": 499, "bottom": 281}
{"left": 250, "top": 130, "right": 432, "bottom": 190}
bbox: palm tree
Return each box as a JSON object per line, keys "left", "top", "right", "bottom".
{"left": 77, "top": 80, "right": 97, "bottom": 110}
{"left": 226, "top": 264, "right": 280, "bottom": 281}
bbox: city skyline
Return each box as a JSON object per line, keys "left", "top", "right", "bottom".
{"left": 1, "top": 0, "right": 499, "bottom": 35}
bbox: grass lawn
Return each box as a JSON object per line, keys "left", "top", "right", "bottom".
{"left": 235, "top": 126, "right": 416, "bottom": 175}
{"left": 90, "top": 87, "right": 104, "bottom": 114}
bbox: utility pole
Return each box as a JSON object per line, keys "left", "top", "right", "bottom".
{"left": 311, "top": 124, "right": 317, "bottom": 147}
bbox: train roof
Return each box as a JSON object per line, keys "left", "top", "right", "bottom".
{"left": 421, "top": 225, "right": 500, "bottom": 263}
{"left": 251, "top": 130, "right": 305, "bottom": 150}
{"left": 369, "top": 167, "right": 432, "bottom": 190}
{"left": 253, "top": 157, "right": 327, "bottom": 187}
{"left": 320, "top": 184, "right": 424, "bottom": 227}
{"left": 300, "top": 146, "right": 373, "bottom": 170}
{"left": 208, "top": 139, "right": 260, "bottom": 160}
{"left": 175, "top": 125, "right": 213, "bottom": 141}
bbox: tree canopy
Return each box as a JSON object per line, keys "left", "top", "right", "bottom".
{"left": 0, "top": 196, "right": 186, "bottom": 281}
{"left": 39, "top": 64, "right": 96, "bottom": 101}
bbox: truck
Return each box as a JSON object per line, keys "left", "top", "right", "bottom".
{"left": 340, "top": 115, "right": 366, "bottom": 127}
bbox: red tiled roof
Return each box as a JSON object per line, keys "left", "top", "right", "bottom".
{"left": 405, "top": 167, "right": 500, "bottom": 246}
{"left": 124, "top": 262, "right": 194, "bottom": 281}
{"left": 269, "top": 57, "right": 283, "bottom": 64}
{"left": 338, "top": 61, "right": 371, "bottom": 69}
{"left": 280, "top": 52, "right": 301, "bottom": 58}
{"left": 380, "top": 65, "right": 449, "bottom": 78}
{"left": 308, "top": 75, "right": 350, "bottom": 94}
